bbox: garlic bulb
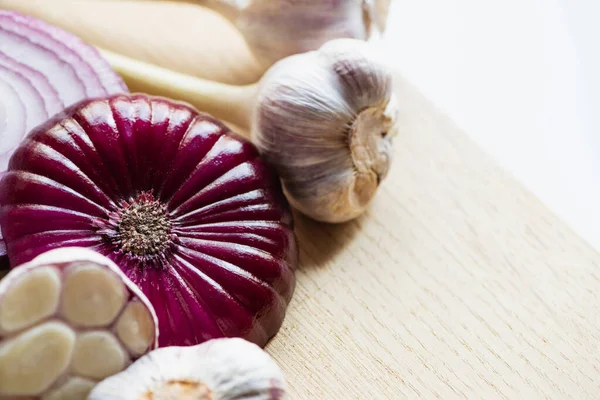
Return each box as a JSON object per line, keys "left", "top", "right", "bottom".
{"left": 100, "top": 38, "right": 399, "bottom": 223}
{"left": 252, "top": 38, "right": 398, "bottom": 222}
{"left": 199, "top": 0, "right": 392, "bottom": 64}
{"left": 89, "top": 337, "right": 286, "bottom": 400}
{"left": 0, "top": 247, "right": 158, "bottom": 399}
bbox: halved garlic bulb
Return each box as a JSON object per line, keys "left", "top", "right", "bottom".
{"left": 0, "top": 247, "right": 158, "bottom": 399}
{"left": 89, "top": 337, "right": 286, "bottom": 400}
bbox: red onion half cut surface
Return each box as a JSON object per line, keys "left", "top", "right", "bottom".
{"left": 0, "top": 11, "right": 127, "bottom": 265}
{"left": 0, "top": 94, "right": 298, "bottom": 348}
{"left": 0, "top": 11, "right": 127, "bottom": 170}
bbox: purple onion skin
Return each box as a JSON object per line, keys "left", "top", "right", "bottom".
{"left": 0, "top": 94, "right": 298, "bottom": 347}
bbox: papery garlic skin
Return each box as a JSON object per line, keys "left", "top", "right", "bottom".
{"left": 252, "top": 38, "right": 399, "bottom": 223}
{"left": 209, "top": 0, "right": 391, "bottom": 65}
{"left": 89, "top": 337, "right": 286, "bottom": 400}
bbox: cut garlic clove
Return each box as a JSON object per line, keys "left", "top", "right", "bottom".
{"left": 42, "top": 377, "right": 96, "bottom": 400}
{"left": 0, "top": 321, "right": 75, "bottom": 396}
{"left": 0, "top": 266, "right": 61, "bottom": 333}
{"left": 60, "top": 262, "right": 127, "bottom": 327}
{"left": 89, "top": 337, "right": 287, "bottom": 400}
{"left": 115, "top": 300, "right": 156, "bottom": 357}
{"left": 72, "top": 331, "right": 129, "bottom": 380}
{"left": 0, "top": 247, "right": 159, "bottom": 399}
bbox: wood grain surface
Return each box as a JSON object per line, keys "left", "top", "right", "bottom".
{"left": 3, "top": 2, "right": 600, "bottom": 398}
{"left": 264, "top": 74, "right": 600, "bottom": 399}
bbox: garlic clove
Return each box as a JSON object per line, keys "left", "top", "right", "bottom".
{"left": 71, "top": 331, "right": 130, "bottom": 380}
{"left": 0, "top": 247, "right": 158, "bottom": 399}
{"left": 0, "top": 321, "right": 76, "bottom": 396}
{"left": 89, "top": 337, "right": 287, "bottom": 400}
{"left": 115, "top": 300, "right": 158, "bottom": 357}
{"left": 59, "top": 263, "right": 128, "bottom": 328}
{"left": 0, "top": 266, "right": 61, "bottom": 333}
{"left": 252, "top": 38, "right": 399, "bottom": 223}
{"left": 42, "top": 377, "right": 96, "bottom": 400}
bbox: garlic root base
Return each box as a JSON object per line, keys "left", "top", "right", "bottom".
{"left": 0, "top": 249, "right": 157, "bottom": 399}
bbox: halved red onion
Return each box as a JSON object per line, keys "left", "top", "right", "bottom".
{"left": 0, "top": 94, "right": 298, "bottom": 348}
{"left": 0, "top": 10, "right": 127, "bottom": 265}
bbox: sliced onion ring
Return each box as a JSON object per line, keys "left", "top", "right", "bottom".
{"left": 0, "top": 11, "right": 127, "bottom": 266}
{"left": 0, "top": 52, "right": 63, "bottom": 115}
{"left": 0, "top": 10, "right": 127, "bottom": 169}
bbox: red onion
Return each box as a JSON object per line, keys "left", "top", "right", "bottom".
{"left": 0, "top": 11, "right": 127, "bottom": 266}
{"left": 0, "top": 94, "right": 298, "bottom": 348}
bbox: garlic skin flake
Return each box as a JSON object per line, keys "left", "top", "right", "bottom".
{"left": 253, "top": 38, "right": 399, "bottom": 223}
{"left": 89, "top": 337, "right": 287, "bottom": 400}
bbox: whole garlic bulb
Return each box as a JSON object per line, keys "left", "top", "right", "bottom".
{"left": 88, "top": 338, "right": 286, "bottom": 400}
{"left": 252, "top": 38, "right": 399, "bottom": 223}
{"left": 204, "top": 0, "right": 392, "bottom": 64}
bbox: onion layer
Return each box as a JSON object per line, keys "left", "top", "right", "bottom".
{"left": 0, "top": 94, "right": 298, "bottom": 347}
{"left": 0, "top": 11, "right": 127, "bottom": 265}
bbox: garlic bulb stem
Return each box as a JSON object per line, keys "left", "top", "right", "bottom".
{"left": 98, "top": 49, "right": 257, "bottom": 129}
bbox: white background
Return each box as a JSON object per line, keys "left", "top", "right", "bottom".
{"left": 381, "top": 0, "right": 600, "bottom": 250}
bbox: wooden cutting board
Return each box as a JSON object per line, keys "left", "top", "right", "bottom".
{"left": 4, "top": 2, "right": 600, "bottom": 398}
